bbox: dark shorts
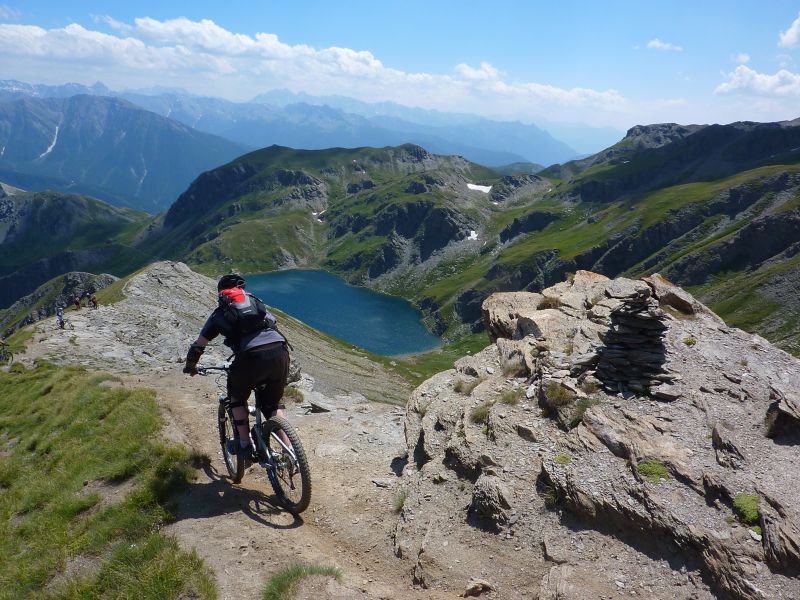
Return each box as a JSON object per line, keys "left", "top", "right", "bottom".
{"left": 227, "top": 342, "right": 290, "bottom": 414}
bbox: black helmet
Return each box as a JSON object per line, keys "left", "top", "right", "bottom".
{"left": 217, "top": 272, "right": 245, "bottom": 291}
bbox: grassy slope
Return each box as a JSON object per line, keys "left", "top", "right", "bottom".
{"left": 0, "top": 363, "right": 216, "bottom": 598}
{"left": 159, "top": 145, "right": 499, "bottom": 277}
{"left": 0, "top": 276, "right": 64, "bottom": 332}
{"left": 0, "top": 192, "right": 152, "bottom": 276}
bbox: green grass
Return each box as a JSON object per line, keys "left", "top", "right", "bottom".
{"left": 636, "top": 460, "right": 670, "bottom": 483}
{"left": 94, "top": 267, "right": 148, "bottom": 306}
{"left": 542, "top": 483, "right": 564, "bottom": 509}
{"left": 0, "top": 362, "right": 216, "bottom": 599}
{"left": 569, "top": 398, "right": 601, "bottom": 429}
{"left": 393, "top": 489, "right": 408, "bottom": 514}
{"left": 553, "top": 454, "right": 572, "bottom": 465}
{"left": 544, "top": 382, "right": 576, "bottom": 407}
{"left": 4, "top": 326, "right": 34, "bottom": 355}
{"left": 454, "top": 377, "right": 483, "bottom": 395}
{"left": 682, "top": 336, "right": 697, "bottom": 347}
{"left": 262, "top": 564, "right": 343, "bottom": 600}
{"left": 189, "top": 211, "right": 322, "bottom": 275}
{"left": 733, "top": 493, "right": 761, "bottom": 526}
{"left": 282, "top": 386, "right": 304, "bottom": 402}
{"left": 470, "top": 400, "right": 494, "bottom": 424}
{"left": 391, "top": 333, "right": 490, "bottom": 388}
{"left": 537, "top": 296, "right": 562, "bottom": 310}
{"left": 500, "top": 388, "right": 524, "bottom": 405}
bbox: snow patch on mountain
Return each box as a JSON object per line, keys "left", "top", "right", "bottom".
{"left": 37, "top": 125, "right": 60, "bottom": 159}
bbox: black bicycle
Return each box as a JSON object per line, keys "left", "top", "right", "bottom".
{"left": 56, "top": 317, "right": 74, "bottom": 330}
{"left": 0, "top": 345, "right": 12, "bottom": 366}
{"left": 197, "top": 365, "right": 312, "bottom": 514}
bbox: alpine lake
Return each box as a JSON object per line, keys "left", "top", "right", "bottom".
{"left": 246, "top": 270, "right": 441, "bottom": 356}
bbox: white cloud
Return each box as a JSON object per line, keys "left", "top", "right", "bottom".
{"left": 0, "top": 16, "right": 628, "bottom": 123}
{"left": 776, "top": 53, "right": 795, "bottom": 69}
{"left": 716, "top": 65, "right": 800, "bottom": 97}
{"left": 0, "top": 4, "right": 20, "bottom": 19}
{"left": 734, "top": 53, "right": 750, "bottom": 64}
{"left": 91, "top": 14, "right": 131, "bottom": 34}
{"left": 779, "top": 13, "right": 800, "bottom": 48}
{"left": 647, "top": 38, "right": 683, "bottom": 52}
{"left": 455, "top": 61, "right": 500, "bottom": 81}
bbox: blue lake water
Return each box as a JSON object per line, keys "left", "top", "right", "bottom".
{"left": 246, "top": 270, "right": 441, "bottom": 356}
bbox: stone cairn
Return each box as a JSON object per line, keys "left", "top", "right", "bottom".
{"left": 594, "top": 289, "right": 673, "bottom": 397}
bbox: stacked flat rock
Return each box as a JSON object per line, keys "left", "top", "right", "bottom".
{"left": 594, "top": 289, "right": 671, "bottom": 397}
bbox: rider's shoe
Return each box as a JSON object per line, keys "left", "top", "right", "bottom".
{"left": 226, "top": 439, "right": 255, "bottom": 468}
{"left": 225, "top": 438, "right": 238, "bottom": 456}
{"left": 238, "top": 443, "right": 255, "bottom": 468}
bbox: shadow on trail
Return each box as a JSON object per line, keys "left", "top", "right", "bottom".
{"left": 176, "top": 460, "right": 303, "bottom": 529}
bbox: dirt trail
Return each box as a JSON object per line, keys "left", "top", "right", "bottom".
{"left": 18, "top": 262, "right": 457, "bottom": 600}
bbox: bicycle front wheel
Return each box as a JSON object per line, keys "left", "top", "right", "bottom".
{"left": 263, "top": 415, "right": 311, "bottom": 514}
{"left": 218, "top": 403, "right": 245, "bottom": 483}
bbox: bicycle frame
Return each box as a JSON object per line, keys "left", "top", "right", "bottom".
{"left": 198, "top": 365, "right": 298, "bottom": 480}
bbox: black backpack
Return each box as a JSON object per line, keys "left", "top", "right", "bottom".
{"left": 218, "top": 289, "right": 275, "bottom": 336}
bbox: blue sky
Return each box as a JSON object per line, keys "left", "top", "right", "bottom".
{"left": 2, "top": 1, "right": 800, "bottom": 129}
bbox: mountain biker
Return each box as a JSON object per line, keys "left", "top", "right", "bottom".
{"left": 56, "top": 306, "right": 65, "bottom": 329}
{"left": 182, "top": 273, "right": 290, "bottom": 466}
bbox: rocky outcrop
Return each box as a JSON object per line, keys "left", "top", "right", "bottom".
{"left": 0, "top": 271, "right": 117, "bottom": 336}
{"left": 165, "top": 163, "right": 326, "bottom": 229}
{"left": 419, "top": 207, "right": 472, "bottom": 260}
{"left": 0, "top": 247, "right": 124, "bottom": 309}
{"left": 374, "top": 201, "right": 434, "bottom": 238}
{"left": 489, "top": 174, "right": 548, "bottom": 204}
{"left": 499, "top": 210, "right": 558, "bottom": 243}
{"left": 396, "top": 271, "right": 800, "bottom": 599}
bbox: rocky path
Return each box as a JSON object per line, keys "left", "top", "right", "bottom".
{"left": 16, "top": 262, "right": 452, "bottom": 599}
{"left": 19, "top": 262, "right": 799, "bottom": 599}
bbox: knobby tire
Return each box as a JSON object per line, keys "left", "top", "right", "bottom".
{"left": 264, "top": 415, "right": 311, "bottom": 514}
{"left": 218, "top": 403, "right": 245, "bottom": 483}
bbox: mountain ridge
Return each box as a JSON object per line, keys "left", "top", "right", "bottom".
{"left": 0, "top": 79, "right": 584, "bottom": 167}
{"left": 4, "top": 118, "right": 800, "bottom": 358}
{"left": 0, "top": 94, "right": 248, "bottom": 211}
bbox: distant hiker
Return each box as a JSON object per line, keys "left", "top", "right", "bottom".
{"left": 90, "top": 295, "right": 98, "bottom": 310}
{"left": 72, "top": 294, "right": 81, "bottom": 310}
{"left": 56, "top": 306, "right": 65, "bottom": 329}
{"left": 81, "top": 290, "right": 91, "bottom": 307}
{"left": 183, "top": 273, "right": 290, "bottom": 466}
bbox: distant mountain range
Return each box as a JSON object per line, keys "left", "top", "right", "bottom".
{"left": 253, "top": 89, "right": 624, "bottom": 157}
{"left": 0, "top": 94, "right": 247, "bottom": 212}
{"left": 0, "top": 79, "right": 600, "bottom": 168}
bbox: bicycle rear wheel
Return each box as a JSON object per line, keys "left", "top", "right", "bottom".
{"left": 217, "top": 403, "right": 245, "bottom": 483}
{"left": 262, "top": 415, "right": 311, "bottom": 514}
